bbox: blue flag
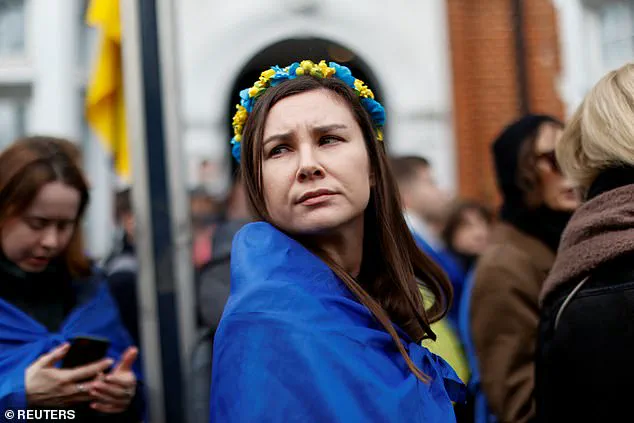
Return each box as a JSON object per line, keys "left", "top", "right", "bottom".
{"left": 210, "top": 222, "right": 464, "bottom": 422}
{"left": 0, "top": 273, "right": 142, "bottom": 420}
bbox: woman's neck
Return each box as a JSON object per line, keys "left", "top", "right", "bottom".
{"left": 304, "top": 217, "right": 365, "bottom": 278}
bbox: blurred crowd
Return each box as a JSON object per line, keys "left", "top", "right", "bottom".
{"left": 2, "top": 62, "right": 634, "bottom": 423}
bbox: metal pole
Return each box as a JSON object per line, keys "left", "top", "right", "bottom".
{"left": 155, "top": 0, "right": 197, "bottom": 421}
{"left": 120, "top": 0, "right": 194, "bottom": 421}
{"left": 120, "top": 1, "right": 166, "bottom": 421}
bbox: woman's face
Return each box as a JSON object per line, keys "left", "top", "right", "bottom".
{"left": 1, "top": 181, "right": 80, "bottom": 272}
{"left": 535, "top": 123, "right": 581, "bottom": 211}
{"left": 451, "top": 209, "right": 490, "bottom": 256}
{"left": 260, "top": 89, "right": 372, "bottom": 236}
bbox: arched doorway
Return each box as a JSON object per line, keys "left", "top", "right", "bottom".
{"left": 225, "top": 38, "right": 385, "bottom": 173}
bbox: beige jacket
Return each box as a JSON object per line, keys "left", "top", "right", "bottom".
{"left": 470, "top": 222, "right": 555, "bottom": 423}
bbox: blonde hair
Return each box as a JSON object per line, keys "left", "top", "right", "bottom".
{"left": 557, "top": 63, "right": 634, "bottom": 191}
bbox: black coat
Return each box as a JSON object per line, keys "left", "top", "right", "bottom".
{"left": 536, "top": 253, "right": 634, "bottom": 422}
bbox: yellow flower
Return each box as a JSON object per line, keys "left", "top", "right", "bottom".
{"left": 318, "top": 60, "right": 335, "bottom": 78}
{"left": 234, "top": 134, "right": 242, "bottom": 142}
{"left": 376, "top": 128, "right": 384, "bottom": 142}
{"left": 248, "top": 87, "right": 259, "bottom": 97}
{"left": 354, "top": 79, "right": 374, "bottom": 99}
{"left": 296, "top": 67, "right": 305, "bottom": 76}
{"left": 233, "top": 105, "right": 247, "bottom": 125}
{"left": 260, "top": 69, "right": 276, "bottom": 81}
{"left": 232, "top": 105, "right": 248, "bottom": 137}
{"left": 300, "top": 60, "right": 315, "bottom": 71}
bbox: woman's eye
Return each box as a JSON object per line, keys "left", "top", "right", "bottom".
{"left": 319, "top": 136, "right": 341, "bottom": 146}
{"left": 26, "top": 218, "right": 47, "bottom": 230}
{"left": 269, "top": 145, "right": 290, "bottom": 157}
{"left": 58, "top": 221, "right": 74, "bottom": 232}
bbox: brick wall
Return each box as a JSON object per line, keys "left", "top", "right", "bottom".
{"left": 447, "top": 0, "right": 564, "bottom": 207}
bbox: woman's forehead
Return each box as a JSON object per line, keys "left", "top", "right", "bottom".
{"left": 535, "top": 123, "right": 563, "bottom": 152}
{"left": 263, "top": 90, "right": 356, "bottom": 135}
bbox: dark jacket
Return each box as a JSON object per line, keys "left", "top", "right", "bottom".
{"left": 103, "top": 234, "right": 139, "bottom": 348}
{"left": 190, "top": 219, "right": 247, "bottom": 423}
{"left": 536, "top": 169, "right": 634, "bottom": 423}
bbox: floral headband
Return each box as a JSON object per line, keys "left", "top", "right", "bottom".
{"left": 230, "top": 60, "right": 386, "bottom": 163}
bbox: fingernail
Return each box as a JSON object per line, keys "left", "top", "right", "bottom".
{"left": 106, "top": 359, "right": 114, "bottom": 366}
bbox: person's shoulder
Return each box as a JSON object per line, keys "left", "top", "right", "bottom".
{"left": 103, "top": 252, "right": 138, "bottom": 276}
{"left": 473, "top": 234, "right": 542, "bottom": 299}
{"left": 227, "top": 222, "right": 343, "bottom": 317}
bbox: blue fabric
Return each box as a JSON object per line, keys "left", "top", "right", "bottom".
{"left": 411, "top": 232, "right": 465, "bottom": 327}
{"left": 0, "top": 272, "right": 143, "bottom": 421}
{"left": 458, "top": 270, "right": 497, "bottom": 423}
{"left": 210, "top": 222, "right": 465, "bottom": 423}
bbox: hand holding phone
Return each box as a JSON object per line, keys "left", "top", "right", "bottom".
{"left": 61, "top": 336, "right": 111, "bottom": 369}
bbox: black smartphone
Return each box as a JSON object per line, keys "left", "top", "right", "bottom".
{"left": 61, "top": 336, "right": 111, "bottom": 369}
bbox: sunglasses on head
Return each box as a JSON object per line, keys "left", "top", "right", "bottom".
{"left": 536, "top": 150, "right": 561, "bottom": 173}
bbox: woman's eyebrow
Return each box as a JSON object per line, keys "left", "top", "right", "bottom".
{"left": 312, "top": 124, "right": 348, "bottom": 135}
{"left": 262, "top": 131, "right": 293, "bottom": 147}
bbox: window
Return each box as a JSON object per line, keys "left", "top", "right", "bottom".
{"left": 600, "top": 0, "right": 634, "bottom": 71}
{"left": 0, "top": 97, "right": 27, "bottom": 148}
{"left": 0, "top": 0, "right": 26, "bottom": 59}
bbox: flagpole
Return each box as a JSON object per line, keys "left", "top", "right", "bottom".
{"left": 120, "top": 0, "right": 194, "bottom": 421}
{"left": 155, "top": 0, "right": 197, "bottom": 421}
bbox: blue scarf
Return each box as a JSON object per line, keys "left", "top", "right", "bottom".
{"left": 0, "top": 271, "right": 143, "bottom": 421}
{"left": 210, "top": 222, "right": 464, "bottom": 422}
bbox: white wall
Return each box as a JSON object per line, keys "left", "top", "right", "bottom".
{"left": 28, "top": 0, "right": 79, "bottom": 137}
{"left": 176, "top": 0, "right": 458, "bottom": 192}
{"left": 556, "top": 0, "right": 634, "bottom": 117}
{"left": 0, "top": 0, "right": 114, "bottom": 259}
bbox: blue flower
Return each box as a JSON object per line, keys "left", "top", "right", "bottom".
{"left": 269, "top": 65, "right": 289, "bottom": 87}
{"left": 239, "top": 88, "right": 255, "bottom": 112}
{"left": 361, "top": 97, "right": 386, "bottom": 126}
{"left": 231, "top": 139, "right": 242, "bottom": 163}
{"left": 287, "top": 62, "right": 301, "bottom": 78}
{"left": 329, "top": 62, "right": 356, "bottom": 88}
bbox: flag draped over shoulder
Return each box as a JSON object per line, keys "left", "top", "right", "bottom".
{"left": 210, "top": 222, "right": 465, "bottom": 422}
{"left": 85, "top": 0, "right": 130, "bottom": 181}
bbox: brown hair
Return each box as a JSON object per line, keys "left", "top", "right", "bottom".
{"left": 239, "top": 76, "right": 453, "bottom": 381}
{"left": 441, "top": 200, "right": 493, "bottom": 251}
{"left": 517, "top": 119, "right": 565, "bottom": 207}
{"left": 0, "top": 136, "right": 92, "bottom": 278}
{"left": 390, "top": 155, "right": 431, "bottom": 185}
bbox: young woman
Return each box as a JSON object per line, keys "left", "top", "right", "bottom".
{"left": 210, "top": 60, "right": 464, "bottom": 421}
{"left": 0, "top": 137, "right": 142, "bottom": 421}
{"left": 536, "top": 63, "right": 634, "bottom": 422}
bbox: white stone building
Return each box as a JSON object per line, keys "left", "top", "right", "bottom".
{"left": 0, "top": 0, "right": 633, "bottom": 258}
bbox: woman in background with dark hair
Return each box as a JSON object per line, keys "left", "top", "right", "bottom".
{"left": 0, "top": 137, "right": 142, "bottom": 422}
{"left": 468, "top": 115, "right": 580, "bottom": 422}
{"left": 210, "top": 60, "right": 464, "bottom": 422}
{"left": 442, "top": 200, "right": 492, "bottom": 275}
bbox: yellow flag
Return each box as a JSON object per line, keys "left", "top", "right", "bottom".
{"left": 85, "top": 0, "right": 130, "bottom": 181}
